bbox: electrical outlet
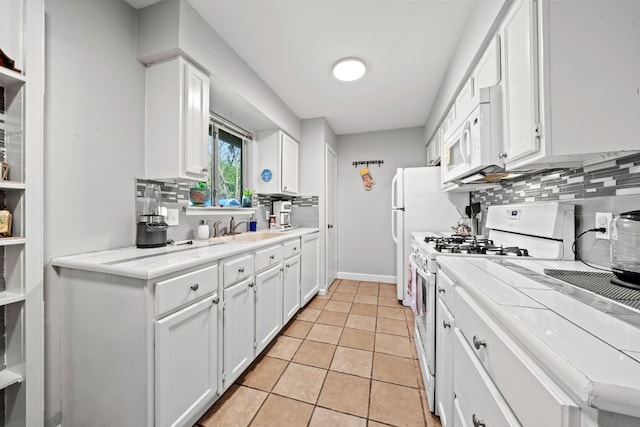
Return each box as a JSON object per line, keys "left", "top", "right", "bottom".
{"left": 166, "top": 208, "right": 179, "bottom": 226}
{"left": 595, "top": 212, "right": 612, "bottom": 240}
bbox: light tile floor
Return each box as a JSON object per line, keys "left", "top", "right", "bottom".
{"left": 196, "top": 279, "right": 442, "bottom": 427}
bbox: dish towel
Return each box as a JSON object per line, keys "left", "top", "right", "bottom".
{"left": 407, "top": 257, "right": 419, "bottom": 316}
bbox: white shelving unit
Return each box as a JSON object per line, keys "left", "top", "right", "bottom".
{"left": 0, "top": 0, "right": 44, "bottom": 425}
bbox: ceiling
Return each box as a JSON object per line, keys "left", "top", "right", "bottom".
{"left": 126, "top": 0, "right": 474, "bottom": 136}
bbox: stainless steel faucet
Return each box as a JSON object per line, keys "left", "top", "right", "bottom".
{"left": 212, "top": 220, "right": 222, "bottom": 237}
{"left": 229, "top": 216, "right": 248, "bottom": 234}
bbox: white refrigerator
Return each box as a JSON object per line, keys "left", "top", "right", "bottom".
{"left": 391, "top": 167, "right": 468, "bottom": 302}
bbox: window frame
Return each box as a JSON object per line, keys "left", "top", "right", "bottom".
{"left": 209, "top": 116, "right": 252, "bottom": 207}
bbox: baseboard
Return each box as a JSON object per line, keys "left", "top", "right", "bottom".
{"left": 337, "top": 272, "right": 395, "bottom": 284}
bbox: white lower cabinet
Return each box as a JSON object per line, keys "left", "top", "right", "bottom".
{"left": 222, "top": 276, "right": 255, "bottom": 388}
{"left": 283, "top": 254, "right": 301, "bottom": 323}
{"left": 300, "top": 232, "right": 320, "bottom": 306}
{"left": 453, "top": 327, "right": 521, "bottom": 426}
{"left": 58, "top": 231, "right": 319, "bottom": 426}
{"left": 455, "top": 287, "right": 580, "bottom": 426}
{"left": 155, "top": 296, "right": 219, "bottom": 427}
{"left": 435, "top": 298, "right": 454, "bottom": 427}
{"left": 255, "top": 264, "right": 283, "bottom": 354}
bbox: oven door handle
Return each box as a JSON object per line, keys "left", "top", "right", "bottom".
{"left": 409, "top": 253, "right": 431, "bottom": 280}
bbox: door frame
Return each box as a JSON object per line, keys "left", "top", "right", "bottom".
{"left": 325, "top": 144, "right": 338, "bottom": 288}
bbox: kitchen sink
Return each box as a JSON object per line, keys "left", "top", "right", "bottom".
{"left": 210, "top": 231, "right": 280, "bottom": 244}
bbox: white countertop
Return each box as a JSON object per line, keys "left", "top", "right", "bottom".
{"left": 437, "top": 256, "right": 640, "bottom": 418}
{"left": 51, "top": 228, "right": 319, "bottom": 280}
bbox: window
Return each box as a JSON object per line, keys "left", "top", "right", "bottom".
{"left": 209, "top": 118, "right": 251, "bottom": 207}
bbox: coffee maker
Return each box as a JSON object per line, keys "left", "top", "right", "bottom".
{"left": 136, "top": 184, "right": 169, "bottom": 248}
{"left": 272, "top": 201, "right": 292, "bottom": 229}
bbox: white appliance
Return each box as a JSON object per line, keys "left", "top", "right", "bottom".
{"left": 391, "top": 167, "right": 467, "bottom": 302}
{"left": 441, "top": 86, "right": 504, "bottom": 185}
{"left": 410, "top": 201, "right": 575, "bottom": 415}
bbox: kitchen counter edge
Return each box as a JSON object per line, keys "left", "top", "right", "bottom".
{"left": 51, "top": 228, "right": 319, "bottom": 281}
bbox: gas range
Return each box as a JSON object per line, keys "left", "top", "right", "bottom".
{"left": 425, "top": 235, "right": 531, "bottom": 257}
{"left": 411, "top": 202, "right": 577, "bottom": 274}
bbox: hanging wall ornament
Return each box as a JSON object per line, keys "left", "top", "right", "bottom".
{"left": 360, "top": 167, "right": 376, "bottom": 191}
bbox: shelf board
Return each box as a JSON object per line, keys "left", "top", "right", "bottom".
{"left": 0, "top": 67, "right": 26, "bottom": 89}
{"left": 0, "top": 237, "right": 26, "bottom": 247}
{"left": 0, "top": 291, "right": 25, "bottom": 307}
{"left": 0, "top": 369, "right": 24, "bottom": 391}
{"left": 183, "top": 206, "right": 256, "bottom": 216}
{"left": 0, "top": 181, "right": 26, "bottom": 190}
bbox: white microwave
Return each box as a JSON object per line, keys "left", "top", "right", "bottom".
{"left": 441, "top": 86, "right": 504, "bottom": 185}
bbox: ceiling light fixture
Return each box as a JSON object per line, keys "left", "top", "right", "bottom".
{"left": 332, "top": 57, "right": 366, "bottom": 82}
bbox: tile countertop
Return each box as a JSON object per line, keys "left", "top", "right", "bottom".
{"left": 437, "top": 256, "right": 640, "bottom": 418}
{"left": 51, "top": 228, "right": 319, "bottom": 281}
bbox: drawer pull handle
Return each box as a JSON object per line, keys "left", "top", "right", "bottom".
{"left": 190, "top": 283, "right": 199, "bottom": 291}
{"left": 472, "top": 414, "right": 486, "bottom": 427}
{"left": 238, "top": 267, "right": 245, "bottom": 273}
{"left": 442, "top": 320, "right": 451, "bottom": 329}
{"left": 248, "top": 282, "right": 255, "bottom": 288}
{"left": 473, "top": 335, "right": 487, "bottom": 350}
{"left": 212, "top": 296, "right": 220, "bottom": 304}
{"left": 270, "top": 255, "right": 275, "bottom": 260}
{"left": 286, "top": 264, "right": 290, "bottom": 268}
{"left": 437, "top": 287, "right": 445, "bottom": 294}
{"left": 294, "top": 247, "right": 298, "bottom": 251}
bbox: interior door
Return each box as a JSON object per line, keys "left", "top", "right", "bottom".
{"left": 325, "top": 145, "right": 338, "bottom": 287}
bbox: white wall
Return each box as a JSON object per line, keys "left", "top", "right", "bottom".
{"left": 424, "top": 0, "right": 511, "bottom": 140}
{"left": 43, "top": 0, "right": 146, "bottom": 424}
{"left": 336, "top": 127, "right": 426, "bottom": 281}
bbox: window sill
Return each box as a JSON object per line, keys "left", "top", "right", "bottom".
{"left": 183, "top": 206, "right": 257, "bottom": 216}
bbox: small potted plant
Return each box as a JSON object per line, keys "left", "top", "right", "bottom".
{"left": 242, "top": 189, "right": 254, "bottom": 208}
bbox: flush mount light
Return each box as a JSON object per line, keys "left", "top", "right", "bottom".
{"left": 332, "top": 57, "right": 366, "bottom": 82}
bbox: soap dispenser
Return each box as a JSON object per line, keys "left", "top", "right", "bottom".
{"left": 249, "top": 213, "right": 258, "bottom": 232}
{"left": 197, "top": 219, "right": 210, "bottom": 240}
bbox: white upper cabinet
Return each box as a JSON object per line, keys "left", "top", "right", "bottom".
{"left": 256, "top": 130, "right": 299, "bottom": 195}
{"left": 426, "top": 128, "right": 442, "bottom": 166}
{"left": 500, "top": 0, "right": 541, "bottom": 166}
{"left": 474, "top": 35, "right": 501, "bottom": 90}
{"left": 500, "top": 0, "right": 640, "bottom": 170}
{"left": 145, "top": 56, "right": 210, "bottom": 181}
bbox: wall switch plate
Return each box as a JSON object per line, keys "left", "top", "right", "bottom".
{"left": 595, "top": 212, "right": 612, "bottom": 239}
{"left": 166, "top": 208, "right": 179, "bottom": 226}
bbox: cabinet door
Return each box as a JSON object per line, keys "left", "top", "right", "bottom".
{"left": 255, "top": 264, "right": 283, "bottom": 354}
{"left": 283, "top": 255, "right": 301, "bottom": 323}
{"left": 301, "top": 233, "right": 320, "bottom": 306}
{"left": 183, "top": 60, "right": 210, "bottom": 179}
{"left": 475, "top": 35, "right": 501, "bottom": 90}
{"left": 501, "top": 0, "right": 540, "bottom": 164}
{"left": 155, "top": 296, "right": 219, "bottom": 427}
{"left": 223, "top": 277, "right": 255, "bottom": 387}
{"left": 281, "top": 133, "right": 299, "bottom": 194}
{"left": 435, "top": 298, "right": 455, "bottom": 427}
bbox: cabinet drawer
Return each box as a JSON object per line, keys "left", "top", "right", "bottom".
{"left": 155, "top": 264, "right": 218, "bottom": 317}
{"left": 436, "top": 268, "right": 455, "bottom": 313}
{"left": 283, "top": 238, "right": 300, "bottom": 259}
{"left": 223, "top": 254, "right": 254, "bottom": 288}
{"left": 455, "top": 287, "right": 580, "bottom": 426}
{"left": 453, "top": 328, "right": 521, "bottom": 427}
{"left": 255, "top": 244, "right": 283, "bottom": 272}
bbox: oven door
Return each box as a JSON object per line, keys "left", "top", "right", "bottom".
{"left": 413, "top": 258, "right": 437, "bottom": 412}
